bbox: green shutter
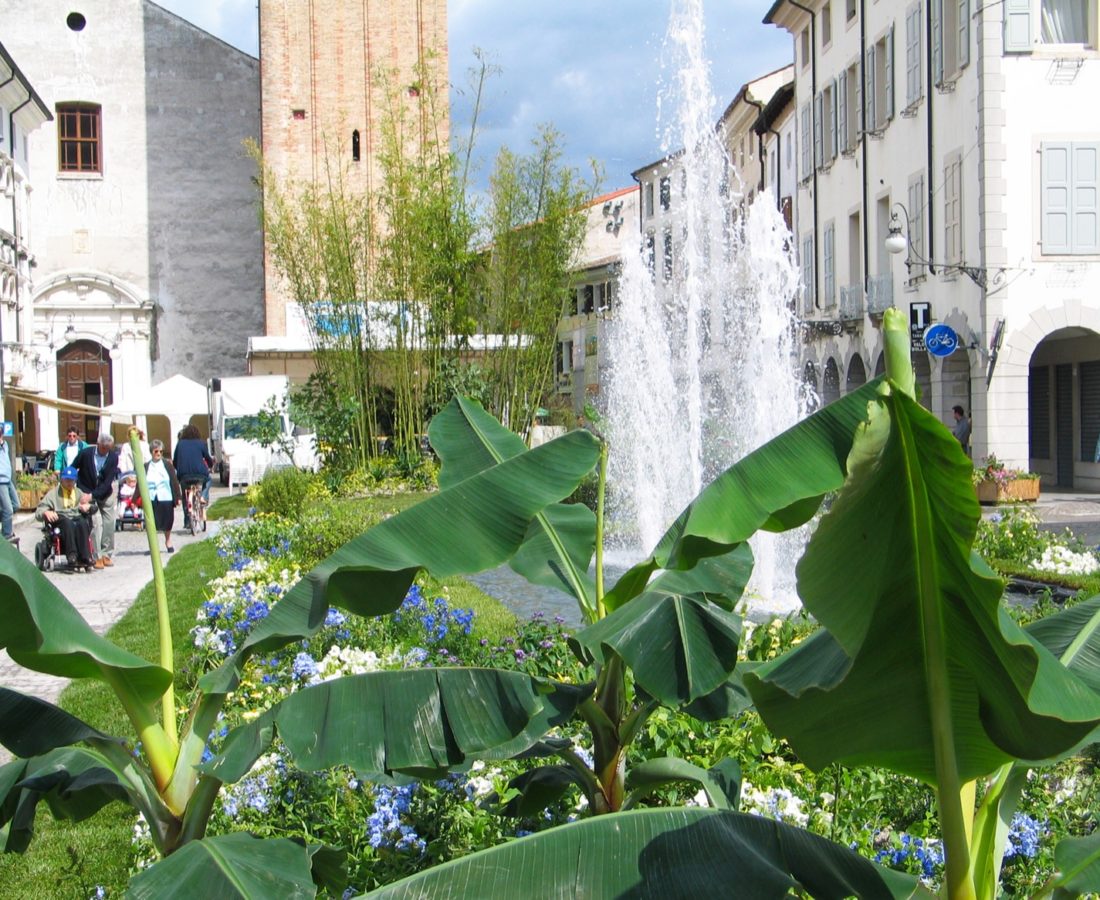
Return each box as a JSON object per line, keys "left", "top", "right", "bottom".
{"left": 931, "top": 0, "right": 943, "bottom": 84}
{"left": 838, "top": 69, "right": 849, "bottom": 151}
{"left": 1072, "top": 143, "right": 1100, "bottom": 254}
{"left": 830, "top": 78, "right": 839, "bottom": 158}
{"left": 957, "top": 0, "right": 970, "bottom": 68}
{"left": 1042, "top": 142, "right": 1071, "bottom": 254}
{"left": 885, "top": 26, "right": 896, "bottom": 120}
{"left": 865, "top": 45, "right": 877, "bottom": 130}
{"left": 800, "top": 102, "right": 811, "bottom": 178}
{"left": 814, "top": 92, "right": 823, "bottom": 168}
{"left": 1004, "top": 0, "right": 1032, "bottom": 51}
{"left": 906, "top": 4, "right": 922, "bottom": 106}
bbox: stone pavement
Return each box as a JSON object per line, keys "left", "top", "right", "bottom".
{"left": 1028, "top": 489, "right": 1100, "bottom": 548}
{"left": 0, "top": 487, "right": 233, "bottom": 762}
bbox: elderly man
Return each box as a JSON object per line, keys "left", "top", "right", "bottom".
{"left": 74, "top": 433, "right": 120, "bottom": 568}
{"left": 36, "top": 465, "right": 95, "bottom": 567}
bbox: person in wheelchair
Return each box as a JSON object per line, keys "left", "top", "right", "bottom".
{"left": 35, "top": 465, "right": 95, "bottom": 568}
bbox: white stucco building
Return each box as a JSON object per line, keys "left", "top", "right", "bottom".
{"left": 766, "top": 0, "right": 1100, "bottom": 486}
{"left": 0, "top": 0, "right": 262, "bottom": 454}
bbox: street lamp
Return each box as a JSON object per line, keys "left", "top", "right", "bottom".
{"left": 885, "top": 202, "right": 1006, "bottom": 291}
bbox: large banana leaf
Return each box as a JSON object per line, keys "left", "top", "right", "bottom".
{"left": 203, "top": 669, "right": 592, "bottom": 785}
{"left": 573, "top": 549, "right": 751, "bottom": 707}
{"left": 0, "top": 686, "right": 118, "bottom": 759}
{"left": 1025, "top": 594, "right": 1100, "bottom": 693}
{"left": 431, "top": 396, "right": 597, "bottom": 612}
{"left": 125, "top": 833, "right": 345, "bottom": 899}
{"left": 603, "top": 379, "right": 885, "bottom": 611}
{"left": 200, "top": 423, "right": 600, "bottom": 693}
{"left": 361, "top": 807, "right": 923, "bottom": 899}
{"left": 745, "top": 387, "right": 1100, "bottom": 783}
{"left": 0, "top": 542, "right": 171, "bottom": 704}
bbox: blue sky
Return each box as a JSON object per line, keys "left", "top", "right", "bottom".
{"left": 155, "top": 0, "right": 792, "bottom": 191}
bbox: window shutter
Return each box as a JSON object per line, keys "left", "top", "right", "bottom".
{"left": 838, "top": 69, "right": 849, "bottom": 152}
{"left": 1072, "top": 143, "right": 1100, "bottom": 254}
{"left": 957, "top": 0, "right": 970, "bottom": 69}
{"left": 824, "top": 224, "right": 835, "bottom": 305}
{"left": 906, "top": 4, "right": 922, "bottom": 106}
{"left": 1004, "top": 0, "right": 1032, "bottom": 51}
{"left": 814, "top": 93, "right": 824, "bottom": 168}
{"left": 801, "top": 103, "right": 811, "bottom": 178}
{"left": 855, "top": 56, "right": 864, "bottom": 134}
{"left": 1042, "top": 142, "right": 1071, "bottom": 254}
{"left": 931, "top": 0, "right": 943, "bottom": 85}
{"left": 865, "top": 45, "right": 877, "bottom": 131}
{"left": 802, "top": 236, "right": 815, "bottom": 310}
{"left": 885, "top": 26, "right": 895, "bottom": 121}
{"left": 830, "top": 78, "right": 839, "bottom": 159}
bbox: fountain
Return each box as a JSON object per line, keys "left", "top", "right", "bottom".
{"left": 605, "top": 0, "right": 810, "bottom": 612}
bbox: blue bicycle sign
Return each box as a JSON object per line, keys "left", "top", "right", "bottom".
{"left": 922, "top": 323, "right": 958, "bottom": 357}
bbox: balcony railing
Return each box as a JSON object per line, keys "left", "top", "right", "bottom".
{"left": 867, "top": 274, "right": 894, "bottom": 315}
{"left": 839, "top": 284, "right": 863, "bottom": 321}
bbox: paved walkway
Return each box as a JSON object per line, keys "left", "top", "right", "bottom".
{"left": 0, "top": 487, "right": 233, "bottom": 762}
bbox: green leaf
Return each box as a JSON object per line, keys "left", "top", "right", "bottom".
{"left": 746, "top": 388, "right": 1100, "bottom": 783}
{"left": 204, "top": 669, "right": 592, "bottom": 785}
{"left": 681, "top": 662, "right": 758, "bottom": 722}
{"left": 200, "top": 421, "right": 600, "bottom": 693}
{"left": 125, "top": 833, "right": 334, "bottom": 899}
{"left": 0, "top": 542, "right": 171, "bottom": 705}
{"left": 361, "top": 808, "right": 923, "bottom": 899}
{"left": 0, "top": 687, "right": 117, "bottom": 759}
{"left": 1052, "top": 830, "right": 1100, "bottom": 895}
{"left": 432, "top": 396, "right": 597, "bottom": 612}
{"left": 1025, "top": 595, "right": 1100, "bottom": 693}
{"left": 500, "top": 765, "right": 582, "bottom": 817}
{"left": 603, "top": 380, "right": 885, "bottom": 611}
{"left": 624, "top": 757, "right": 734, "bottom": 810}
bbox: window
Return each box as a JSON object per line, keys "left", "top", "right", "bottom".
{"left": 645, "top": 232, "right": 655, "bottom": 274}
{"left": 644, "top": 181, "right": 654, "bottom": 218}
{"left": 822, "top": 2, "right": 833, "bottom": 45}
{"left": 663, "top": 229, "right": 673, "bottom": 281}
{"left": 864, "top": 27, "right": 895, "bottom": 134}
{"left": 943, "top": 149, "right": 963, "bottom": 266}
{"left": 1042, "top": 0, "right": 1091, "bottom": 43}
{"left": 823, "top": 221, "right": 836, "bottom": 306}
{"left": 57, "top": 103, "right": 101, "bottom": 173}
{"left": 932, "top": 0, "right": 969, "bottom": 86}
{"left": 800, "top": 102, "right": 812, "bottom": 180}
{"left": 583, "top": 284, "right": 595, "bottom": 313}
{"left": 801, "top": 28, "right": 811, "bottom": 67}
{"left": 847, "top": 0, "right": 858, "bottom": 22}
{"left": 1041, "top": 142, "right": 1099, "bottom": 255}
{"left": 815, "top": 81, "right": 839, "bottom": 169}
{"left": 801, "top": 235, "right": 815, "bottom": 312}
{"left": 1006, "top": 0, "right": 1096, "bottom": 50}
{"left": 908, "top": 171, "right": 927, "bottom": 278}
{"left": 848, "top": 211, "right": 862, "bottom": 287}
{"left": 659, "top": 175, "right": 671, "bottom": 211}
{"left": 838, "top": 60, "right": 862, "bottom": 153}
{"left": 557, "top": 340, "right": 573, "bottom": 379}
{"left": 905, "top": 3, "right": 923, "bottom": 109}
{"left": 352, "top": 129, "right": 361, "bottom": 162}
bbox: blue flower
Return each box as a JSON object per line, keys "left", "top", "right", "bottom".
{"left": 325, "top": 608, "right": 347, "bottom": 628}
{"left": 1004, "top": 813, "right": 1045, "bottom": 859}
{"left": 292, "top": 652, "right": 318, "bottom": 681}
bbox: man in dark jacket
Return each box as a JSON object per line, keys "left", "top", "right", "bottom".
{"left": 75, "top": 433, "right": 119, "bottom": 568}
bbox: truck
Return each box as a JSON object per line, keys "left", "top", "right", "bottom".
{"left": 208, "top": 375, "right": 317, "bottom": 488}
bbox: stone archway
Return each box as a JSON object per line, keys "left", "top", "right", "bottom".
{"left": 802, "top": 361, "right": 819, "bottom": 412}
{"left": 846, "top": 355, "right": 867, "bottom": 394}
{"left": 822, "top": 358, "right": 840, "bottom": 405}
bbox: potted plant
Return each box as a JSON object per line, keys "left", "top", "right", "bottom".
{"left": 15, "top": 470, "right": 56, "bottom": 510}
{"left": 972, "top": 454, "right": 1041, "bottom": 503}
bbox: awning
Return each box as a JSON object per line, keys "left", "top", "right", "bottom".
{"left": 3, "top": 385, "right": 132, "bottom": 423}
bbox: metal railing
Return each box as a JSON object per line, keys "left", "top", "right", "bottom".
{"left": 867, "top": 274, "right": 894, "bottom": 315}
{"left": 839, "top": 284, "right": 864, "bottom": 321}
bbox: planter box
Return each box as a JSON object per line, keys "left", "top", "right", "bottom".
{"left": 976, "top": 479, "right": 1041, "bottom": 504}
{"left": 17, "top": 488, "right": 46, "bottom": 511}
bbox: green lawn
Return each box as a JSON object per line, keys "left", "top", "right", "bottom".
{"left": 0, "top": 489, "right": 512, "bottom": 898}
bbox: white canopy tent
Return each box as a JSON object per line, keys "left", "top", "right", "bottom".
{"left": 105, "top": 374, "right": 208, "bottom": 444}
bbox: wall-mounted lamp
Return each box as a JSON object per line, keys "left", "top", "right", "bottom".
{"left": 64, "top": 315, "right": 76, "bottom": 339}
{"left": 886, "top": 202, "right": 1007, "bottom": 291}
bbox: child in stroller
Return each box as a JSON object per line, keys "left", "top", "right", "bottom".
{"left": 34, "top": 465, "right": 96, "bottom": 571}
{"left": 116, "top": 471, "right": 143, "bottom": 531}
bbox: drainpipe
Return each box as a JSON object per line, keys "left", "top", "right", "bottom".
{"left": 860, "top": 0, "right": 870, "bottom": 293}
{"left": 789, "top": 0, "right": 819, "bottom": 308}
{"left": 748, "top": 97, "right": 767, "bottom": 195}
{"left": 925, "top": 0, "right": 936, "bottom": 272}
{"left": 3, "top": 94, "right": 33, "bottom": 462}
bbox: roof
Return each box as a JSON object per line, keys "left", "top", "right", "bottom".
{"left": 754, "top": 82, "right": 796, "bottom": 135}
{"left": 0, "top": 42, "right": 52, "bottom": 130}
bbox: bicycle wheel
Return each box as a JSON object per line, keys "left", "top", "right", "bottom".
{"left": 188, "top": 486, "right": 199, "bottom": 537}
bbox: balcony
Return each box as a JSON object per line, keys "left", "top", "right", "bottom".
{"left": 839, "top": 284, "right": 863, "bottom": 321}
{"left": 556, "top": 372, "right": 573, "bottom": 395}
{"left": 867, "top": 274, "right": 894, "bottom": 316}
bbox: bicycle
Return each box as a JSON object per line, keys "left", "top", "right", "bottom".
{"left": 183, "top": 480, "right": 207, "bottom": 536}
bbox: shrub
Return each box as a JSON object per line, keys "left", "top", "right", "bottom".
{"left": 245, "top": 467, "right": 328, "bottom": 519}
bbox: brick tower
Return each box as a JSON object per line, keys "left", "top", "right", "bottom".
{"left": 258, "top": 0, "right": 448, "bottom": 336}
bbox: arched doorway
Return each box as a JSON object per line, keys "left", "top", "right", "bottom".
{"left": 1030, "top": 327, "right": 1100, "bottom": 488}
{"left": 802, "top": 361, "right": 819, "bottom": 412}
{"left": 874, "top": 352, "right": 885, "bottom": 377}
{"left": 846, "top": 355, "right": 867, "bottom": 394}
{"left": 822, "top": 358, "right": 841, "bottom": 405}
{"left": 57, "top": 340, "right": 112, "bottom": 439}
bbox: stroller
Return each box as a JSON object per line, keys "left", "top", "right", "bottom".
{"left": 116, "top": 472, "right": 144, "bottom": 531}
{"left": 35, "top": 517, "right": 95, "bottom": 572}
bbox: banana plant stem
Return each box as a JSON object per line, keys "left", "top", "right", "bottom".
{"left": 128, "top": 428, "right": 178, "bottom": 748}
{"left": 595, "top": 440, "right": 608, "bottom": 620}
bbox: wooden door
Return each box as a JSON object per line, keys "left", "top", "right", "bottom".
{"left": 56, "top": 340, "right": 112, "bottom": 441}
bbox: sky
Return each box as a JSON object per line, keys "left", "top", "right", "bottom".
{"left": 154, "top": 0, "right": 792, "bottom": 192}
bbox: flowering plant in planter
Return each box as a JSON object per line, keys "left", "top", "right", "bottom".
{"left": 972, "top": 454, "right": 1040, "bottom": 488}
{"left": 973, "top": 454, "right": 1041, "bottom": 503}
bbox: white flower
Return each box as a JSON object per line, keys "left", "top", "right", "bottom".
{"left": 1030, "top": 545, "right": 1100, "bottom": 576}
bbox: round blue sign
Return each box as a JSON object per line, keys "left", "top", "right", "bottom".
{"left": 923, "top": 323, "right": 958, "bottom": 357}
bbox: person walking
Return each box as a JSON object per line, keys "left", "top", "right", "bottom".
{"left": 952, "top": 405, "right": 972, "bottom": 456}
{"left": 53, "top": 428, "right": 88, "bottom": 471}
{"left": 0, "top": 432, "right": 14, "bottom": 542}
{"left": 145, "top": 440, "right": 181, "bottom": 553}
{"left": 74, "top": 433, "right": 120, "bottom": 567}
